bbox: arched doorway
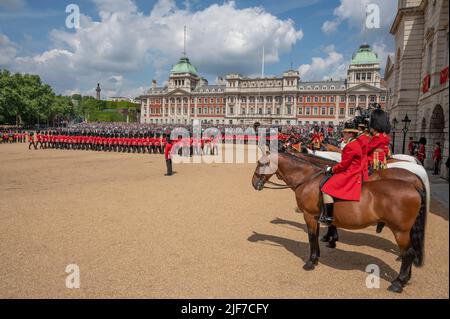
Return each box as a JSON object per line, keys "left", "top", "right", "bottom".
{"left": 427, "top": 105, "right": 445, "bottom": 174}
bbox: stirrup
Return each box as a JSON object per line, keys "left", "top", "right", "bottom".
{"left": 318, "top": 215, "right": 334, "bottom": 226}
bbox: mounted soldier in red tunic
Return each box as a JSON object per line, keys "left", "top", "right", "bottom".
{"left": 310, "top": 126, "right": 324, "bottom": 151}
{"left": 356, "top": 121, "right": 370, "bottom": 182}
{"left": 367, "top": 108, "right": 391, "bottom": 173}
{"left": 320, "top": 121, "right": 362, "bottom": 225}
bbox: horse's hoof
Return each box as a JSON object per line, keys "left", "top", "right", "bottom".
{"left": 388, "top": 283, "right": 403, "bottom": 293}
{"left": 326, "top": 241, "right": 336, "bottom": 249}
{"left": 303, "top": 261, "right": 316, "bottom": 271}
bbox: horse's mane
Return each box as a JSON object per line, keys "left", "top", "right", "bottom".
{"left": 279, "top": 147, "right": 328, "bottom": 170}
{"left": 296, "top": 150, "right": 338, "bottom": 166}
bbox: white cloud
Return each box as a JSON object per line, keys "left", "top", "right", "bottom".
{"left": 372, "top": 41, "right": 394, "bottom": 71}
{"left": 3, "top": 0, "right": 303, "bottom": 98}
{"left": 321, "top": 20, "right": 340, "bottom": 34}
{"left": 298, "top": 45, "right": 347, "bottom": 81}
{"left": 0, "top": 33, "right": 18, "bottom": 66}
{"left": 322, "top": 0, "right": 397, "bottom": 35}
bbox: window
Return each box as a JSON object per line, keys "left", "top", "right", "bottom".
{"left": 306, "top": 97, "right": 311, "bottom": 103}
{"left": 314, "top": 97, "right": 319, "bottom": 103}
{"left": 198, "top": 108, "right": 202, "bottom": 114}
{"left": 359, "top": 96, "right": 366, "bottom": 102}
{"left": 298, "top": 107, "right": 303, "bottom": 115}
{"left": 191, "top": 107, "right": 195, "bottom": 114}
{"left": 241, "top": 108, "right": 246, "bottom": 115}
{"left": 350, "top": 96, "right": 356, "bottom": 102}
{"left": 426, "top": 42, "right": 433, "bottom": 75}
{"left": 380, "top": 96, "right": 386, "bottom": 102}
{"left": 183, "top": 108, "right": 187, "bottom": 114}
{"left": 329, "top": 107, "right": 334, "bottom": 115}
{"left": 276, "top": 108, "right": 280, "bottom": 115}
{"left": 361, "top": 73, "right": 366, "bottom": 81}
{"left": 322, "top": 97, "right": 327, "bottom": 103}
{"left": 349, "top": 107, "right": 354, "bottom": 116}
{"left": 321, "top": 107, "right": 327, "bottom": 115}
{"left": 356, "top": 73, "right": 361, "bottom": 81}
{"left": 340, "top": 96, "right": 345, "bottom": 103}
{"left": 229, "top": 107, "right": 234, "bottom": 114}
{"left": 258, "top": 108, "right": 262, "bottom": 115}
{"left": 313, "top": 107, "right": 318, "bottom": 115}
{"left": 299, "top": 96, "right": 303, "bottom": 102}
{"left": 241, "top": 97, "right": 247, "bottom": 103}
{"left": 340, "top": 108, "right": 345, "bottom": 116}
{"left": 306, "top": 107, "right": 311, "bottom": 115}
{"left": 204, "top": 107, "right": 207, "bottom": 114}
{"left": 287, "top": 106, "right": 291, "bottom": 115}
{"left": 367, "top": 73, "right": 372, "bottom": 81}
{"left": 330, "top": 96, "right": 335, "bottom": 103}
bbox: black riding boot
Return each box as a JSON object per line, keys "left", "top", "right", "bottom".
{"left": 319, "top": 203, "right": 334, "bottom": 226}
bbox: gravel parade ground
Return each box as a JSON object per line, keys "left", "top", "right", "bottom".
{"left": 0, "top": 144, "right": 448, "bottom": 298}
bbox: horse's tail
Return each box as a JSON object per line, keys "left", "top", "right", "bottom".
{"left": 411, "top": 187, "right": 427, "bottom": 267}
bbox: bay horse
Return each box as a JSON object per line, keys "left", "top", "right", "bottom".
{"left": 286, "top": 147, "right": 428, "bottom": 248}
{"left": 252, "top": 148, "right": 426, "bottom": 293}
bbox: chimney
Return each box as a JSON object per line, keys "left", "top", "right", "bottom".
{"left": 152, "top": 79, "right": 157, "bottom": 89}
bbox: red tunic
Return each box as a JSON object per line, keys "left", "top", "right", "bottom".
{"left": 433, "top": 147, "right": 442, "bottom": 161}
{"left": 356, "top": 132, "right": 370, "bottom": 182}
{"left": 417, "top": 144, "right": 426, "bottom": 162}
{"left": 367, "top": 133, "right": 390, "bottom": 169}
{"left": 321, "top": 138, "right": 362, "bottom": 201}
{"left": 164, "top": 142, "right": 173, "bottom": 160}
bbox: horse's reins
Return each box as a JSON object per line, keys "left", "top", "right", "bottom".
{"left": 262, "top": 169, "right": 324, "bottom": 190}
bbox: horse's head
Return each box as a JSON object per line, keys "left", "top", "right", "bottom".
{"left": 252, "top": 146, "right": 281, "bottom": 191}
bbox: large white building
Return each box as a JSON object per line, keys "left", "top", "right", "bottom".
{"left": 139, "top": 44, "right": 387, "bottom": 126}
{"left": 385, "top": 0, "right": 448, "bottom": 178}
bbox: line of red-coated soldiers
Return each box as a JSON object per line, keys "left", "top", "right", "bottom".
{"left": 27, "top": 131, "right": 283, "bottom": 154}
{"left": 1, "top": 131, "right": 28, "bottom": 144}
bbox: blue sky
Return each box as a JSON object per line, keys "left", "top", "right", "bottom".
{"left": 0, "top": 0, "right": 396, "bottom": 98}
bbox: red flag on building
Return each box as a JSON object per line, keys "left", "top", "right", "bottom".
{"left": 440, "top": 66, "right": 449, "bottom": 85}
{"left": 422, "top": 74, "right": 430, "bottom": 93}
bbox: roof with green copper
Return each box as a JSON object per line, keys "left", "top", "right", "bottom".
{"left": 170, "top": 56, "right": 199, "bottom": 76}
{"left": 351, "top": 44, "right": 379, "bottom": 65}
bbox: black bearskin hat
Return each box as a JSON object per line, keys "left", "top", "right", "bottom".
{"left": 369, "top": 108, "right": 391, "bottom": 134}
{"left": 342, "top": 120, "right": 359, "bottom": 134}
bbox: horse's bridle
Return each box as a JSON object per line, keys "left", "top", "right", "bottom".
{"left": 256, "top": 159, "right": 325, "bottom": 190}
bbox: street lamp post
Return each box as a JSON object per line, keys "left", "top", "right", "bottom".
{"left": 392, "top": 117, "right": 398, "bottom": 153}
{"left": 401, "top": 114, "right": 411, "bottom": 154}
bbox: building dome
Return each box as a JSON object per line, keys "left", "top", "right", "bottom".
{"left": 351, "top": 44, "right": 379, "bottom": 65}
{"left": 170, "top": 56, "right": 199, "bottom": 76}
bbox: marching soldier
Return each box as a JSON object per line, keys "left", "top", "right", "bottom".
{"left": 28, "top": 131, "right": 37, "bottom": 150}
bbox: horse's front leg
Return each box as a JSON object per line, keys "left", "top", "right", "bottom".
{"left": 303, "top": 213, "right": 320, "bottom": 271}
